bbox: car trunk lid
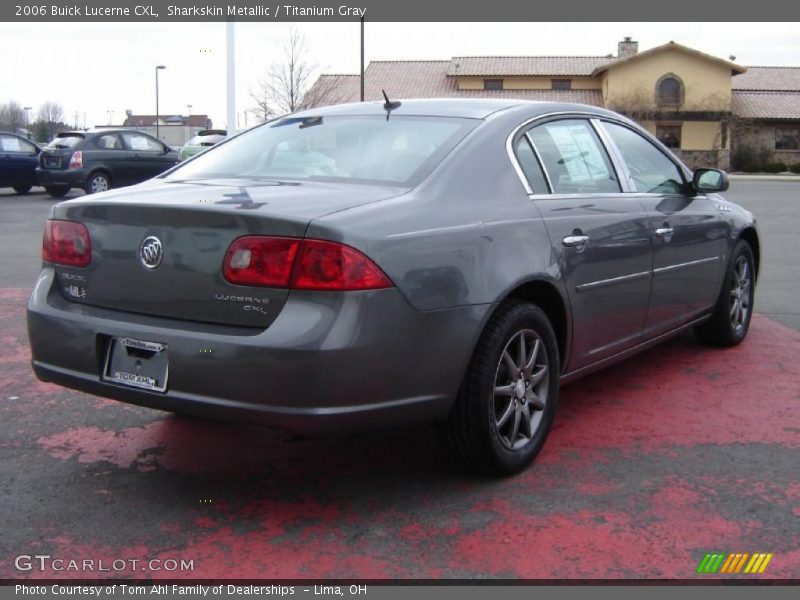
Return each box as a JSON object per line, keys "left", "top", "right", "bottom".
{"left": 50, "top": 179, "right": 405, "bottom": 328}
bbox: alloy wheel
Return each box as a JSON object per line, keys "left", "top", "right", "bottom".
{"left": 492, "top": 329, "right": 549, "bottom": 450}
{"left": 729, "top": 255, "right": 751, "bottom": 331}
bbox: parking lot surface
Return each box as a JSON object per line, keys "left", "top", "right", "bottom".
{"left": 1, "top": 182, "right": 799, "bottom": 580}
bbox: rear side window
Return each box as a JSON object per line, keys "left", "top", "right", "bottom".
{"left": 528, "top": 119, "right": 620, "bottom": 194}
{"left": 602, "top": 122, "right": 685, "bottom": 194}
{"left": 514, "top": 136, "right": 549, "bottom": 193}
{"left": 94, "top": 134, "right": 122, "bottom": 150}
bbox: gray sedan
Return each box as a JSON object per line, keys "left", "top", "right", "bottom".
{"left": 27, "top": 99, "right": 759, "bottom": 475}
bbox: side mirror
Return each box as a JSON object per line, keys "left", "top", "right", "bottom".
{"left": 693, "top": 168, "right": 729, "bottom": 193}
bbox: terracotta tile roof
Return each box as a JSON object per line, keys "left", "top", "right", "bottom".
{"left": 592, "top": 41, "right": 745, "bottom": 75}
{"left": 447, "top": 56, "right": 614, "bottom": 77}
{"left": 306, "top": 62, "right": 604, "bottom": 108}
{"left": 731, "top": 91, "right": 800, "bottom": 120}
{"left": 733, "top": 67, "right": 800, "bottom": 91}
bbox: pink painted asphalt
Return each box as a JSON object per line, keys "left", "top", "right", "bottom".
{"left": 1, "top": 287, "right": 798, "bottom": 580}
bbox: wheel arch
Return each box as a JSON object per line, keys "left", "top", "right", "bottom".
{"left": 738, "top": 227, "right": 760, "bottom": 279}
{"left": 86, "top": 168, "right": 112, "bottom": 187}
{"left": 474, "top": 278, "right": 571, "bottom": 372}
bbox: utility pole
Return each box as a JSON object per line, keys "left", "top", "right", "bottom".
{"left": 360, "top": 17, "right": 365, "bottom": 102}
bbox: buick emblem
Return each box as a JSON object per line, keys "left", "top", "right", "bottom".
{"left": 139, "top": 236, "right": 163, "bottom": 269}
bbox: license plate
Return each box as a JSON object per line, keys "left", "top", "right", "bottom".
{"left": 102, "top": 336, "right": 169, "bottom": 392}
{"left": 44, "top": 157, "right": 60, "bottom": 168}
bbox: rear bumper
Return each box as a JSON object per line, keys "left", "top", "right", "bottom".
{"left": 27, "top": 268, "right": 489, "bottom": 434}
{"left": 36, "top": 167, "right": 86, "bottom": 188}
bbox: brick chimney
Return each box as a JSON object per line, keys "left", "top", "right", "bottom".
{"left": 618, "top": 37, "right": 639, "bottom": 58}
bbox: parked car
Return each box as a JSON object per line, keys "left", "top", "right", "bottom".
{"left": 36, "top": 129, "right": 179, "bottom": 197}
{"left": 179, "top": 129, "right": 227, "bottom": 161}
{"left": 0, "top": 131, "right": 41, "bottom": 194}
{"left": 27, "top": 99, "right": 759, "bottom": 475}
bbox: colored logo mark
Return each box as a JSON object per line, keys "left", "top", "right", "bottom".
{"left": 697, "top": 552, "right": 773, "bottom": 574}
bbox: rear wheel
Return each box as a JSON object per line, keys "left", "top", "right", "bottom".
{"left": 13, "top": 185, "right": 32, "bottom": 195}
{"left": 85, "top": 172, "right": 110, "bottom": 194}
{"left": 440, "top": 300, "right": 560, "bottom": 476}
{"left": 695, "top": 240, "right": 756, "bottom": 347}
{"left": 45, "top": 185, "right": 70, "bottom": 198}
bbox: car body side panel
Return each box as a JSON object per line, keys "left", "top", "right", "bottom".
{"left": 532, "top": 194, "right": 653, "bottom": 370}
{"left": 638, "top": 193, "right": 726, "bottom": 335}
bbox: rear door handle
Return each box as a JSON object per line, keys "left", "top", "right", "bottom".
{"left": 655, "top": 227, "right": 674, "bottom": 242}
{"left": 562, "top": 234, "right": 590, "bottom": 251}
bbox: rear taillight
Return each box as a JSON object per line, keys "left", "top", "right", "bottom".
{"left": 42, "top": 220, "right": 91, "bottom": 267}
{"left": 222, "top": 236, "right": 392, "bottom": 291}
{"left": 68, "top": 151, "right": 83, "bottom": 169}
{"left": 223, "top": 237, "right": 301, "bottom": 287}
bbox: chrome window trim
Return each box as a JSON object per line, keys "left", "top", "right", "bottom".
{"left": 590, "top": 118, "right": 632, "bottom": 193}
{"left": 506, "top": 111, "right": 635, "bottom": 198}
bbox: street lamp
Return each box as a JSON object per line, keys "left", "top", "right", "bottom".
{"left": 23, "top": 106, "right": 32, "bottom": 136}
{"left": 155, "top": 65, "right": 166, "bottom": 140}
{"left": 186, "top": 104, "right": 193, "bottom": 141}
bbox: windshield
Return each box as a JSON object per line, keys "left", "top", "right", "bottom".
{"left": 166, "top": 115, "right": 478, "bottom": 186}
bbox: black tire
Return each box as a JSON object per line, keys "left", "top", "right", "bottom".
{"left": 45, "top": 185, "right": 70, "bottom": 198}
{"left": 13, "top": 185, "right": 32, "bottom": 195}
{"left": 695, "top": 240, "right": 756, "bottom": 347}
{"left": 440, "top": 300, "right": 560, "bottom": 476}
{"left": 84, "top": 171, "right": 111, "bottom": 195}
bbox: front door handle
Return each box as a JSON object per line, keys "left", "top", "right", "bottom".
{"left": 655, "top": 227, "right": 674, "bottom": 243}
{"left": 562, "top": 234, "right": 590, "bottom": 252}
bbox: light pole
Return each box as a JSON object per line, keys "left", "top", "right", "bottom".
{"left": 186, "top": 104, "right": 192, "bottom": 141}
{"left": 23, "top": 106, "right": 32, "bottom": 136}
{"left": 155, "top": 65, "right": 166, "bottom": 140}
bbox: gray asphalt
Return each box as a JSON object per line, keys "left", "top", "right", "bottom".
{"left": 1, "top": 180, "right": 797, "bottom": 330}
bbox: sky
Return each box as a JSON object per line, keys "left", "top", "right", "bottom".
{"left": 1, "top": 21, "right": 799, "bottom": 130}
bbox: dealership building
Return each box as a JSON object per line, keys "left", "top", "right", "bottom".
{"left": 307, "top": 38, "right": 800, "bottom": 170}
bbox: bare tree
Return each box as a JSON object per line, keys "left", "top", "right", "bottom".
{"left": 38, "top": 101, "right": 64, "bottom": 125}
{"left": 0, "top": 100, "right": 26, "bottom": 133}
{"left": 252, "top": 29, "right": 316, "bottom": 118}
{"left": 248, "top": 84, "right": 273, "bottom": 124}
{"left": 36, "top": 101, "right": 66, "bottom": 140}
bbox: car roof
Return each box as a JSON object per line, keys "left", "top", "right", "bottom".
{"left": 289, "top": 98, "right": 615, "bottom": 120}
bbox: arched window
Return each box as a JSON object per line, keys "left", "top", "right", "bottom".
{"left": 656, "top": 75, "right": 683, "bottom": 107}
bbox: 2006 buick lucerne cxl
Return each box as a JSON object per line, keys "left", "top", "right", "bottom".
{"left": 27, "top": 99, "right": 759, "bottom": 475}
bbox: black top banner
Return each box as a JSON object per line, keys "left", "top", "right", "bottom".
{"left": 4, "top": 0, "right": 800, "bottom": 21}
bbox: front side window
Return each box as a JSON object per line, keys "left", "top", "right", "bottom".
{"left": 166, "top": 115, "right": 478, "bottom": 186}
{"left": 527, "top": 119, "right": 620, "bottom": 194}
{"left": 775, "top": 126, "right": 800, "bottom": 150}
{"left": 603, "top": 122, "right": 685, "bottom": 194}
{"left": 656, "top": 124, "right": 682, "bottom": 149}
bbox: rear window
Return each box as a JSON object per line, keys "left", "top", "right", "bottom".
{"left": 167, "top": 115, "right": 478, "bottom": 186}
{"left": 47, "top": 135, "right": 83, "bottom": 149}
{"left": 187, "top": 134, "right": 225, "bottom": 146}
